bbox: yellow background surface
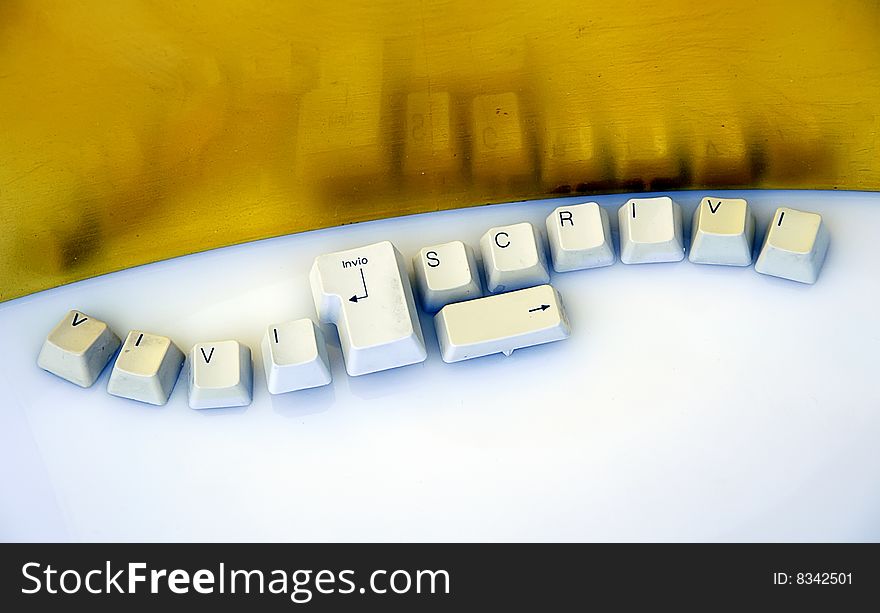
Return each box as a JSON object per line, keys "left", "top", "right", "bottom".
{"left": 1, "top": 1, "right": 878, "bottom": 301}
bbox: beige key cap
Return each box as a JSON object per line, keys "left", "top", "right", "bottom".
{"left": 413, "top": 241, "right": 482, "bottom": 312}
{"left": 261, "top": 319, "right": 332, "bottom": 394}
{"left": 434, "top": 284, "right": 570, "bottom": 363}
{"left": 188, "top": 340, "right": 253, "bottom": 409}
{"left": 479, "top": 222, "right": 550, "bottom": 293}
{"left": 755, "top": 207, "right": 830, "bottom": 284}
{"left": 310, "top": 241, "right": 426, "bottom": 376}
{"left": 689, "top": 197, "right": 755, "bottom": 266}
{"left": 618, "top": 196, "right": 685, "bottom": 264}
{"left": 546, "top": 202, "right": 615, "bottom": 272}
{"left": 37, "top": 310, "right": 120, "bottom": 387}
{"left": 107, "top": 331, "right": 184, "bottom": 405}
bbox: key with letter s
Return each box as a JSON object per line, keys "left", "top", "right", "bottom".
{"left": 310, "top": 241, "right": 427, "bottom": 376}
{"left": 755, "top": 207, "right": 830, "bottom": 284}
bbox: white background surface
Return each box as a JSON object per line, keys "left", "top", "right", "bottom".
{"left": 1, "top": 189, "right": 878, "bottom": 542}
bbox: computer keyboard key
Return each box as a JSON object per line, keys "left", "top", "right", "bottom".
{"left": 755, "top": 207, "right": 830, "bottom": 284}
{"left": 261, "top": 319, "right": 332, "bottom": 394}
{"left": 413, "top": 241, "right": 482, "bottom": 312}
{"left": 618, "top": 196, "right": 685, "bottom": 264}
{"left": 107, "top": 331, "right": 184, "bottom": 405}
{"left": 187, "top": 340, "right": 253, "bottom": 409}
{"left": 310, "top": 241, "right": 426, "bottom": 376}
{"left": 688, "top": 197, "right": 755, "bottom": 266}
{"left": 434, "top": 284, "right": 571, "bottom": 363}
{"left": 37, "top": 310, "right": 121, "bottom": 387}
{"left": 545, "top": 202, "right": 615, "bottom": 272}
{"left": 480, "top": 222, "right": 550, "bottom": 293}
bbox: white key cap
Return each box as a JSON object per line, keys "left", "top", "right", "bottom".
{"left": 413, "top": 241, "right": 482, "bottom": 312}
{"left": 261, "top": 319, "right": 332, "bottom": 394}
{"left": 618, "top": 196, "right": 685, "bottom": 264}
{"left": 479, "top": 222, "right": 550, "bottom": 293}
{"left": 755, "top": 207, "right": 830, "bottom": 284}
{"left": 434, "top": 284, "right": 571, "bottom": 363}
{"left": 688, "top": 197, "right": 755, "bottom": 266}
{"left": 310, "top": 241, "right": 426, "bottom": 376}
{"left": 187, "top": 340, "right": 253, "bottom": 409}
{"left": 37, "top": 310, "right": 121, "bottom": 387}
{"left": 545, "top": 202, "right": 615, "bottom": 272}
{"left": 107, "top": 331, "right": 184, "bottom": 405}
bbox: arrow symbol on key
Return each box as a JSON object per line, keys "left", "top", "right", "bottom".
{"left": 349, "top": 268, "right": 369, "bottom": 303}
{"left": 529, "top": 304, "right": 550, "bottom": 313}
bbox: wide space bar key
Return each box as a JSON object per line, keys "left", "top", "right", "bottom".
{"left": 433, "top": 284, "right": 571, "bottom": 363}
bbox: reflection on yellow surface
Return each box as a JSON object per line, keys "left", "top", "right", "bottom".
{"left": 471, "top": 93, "right": 533, "bottom": 186}
{"left": 1, "top": 1, "right": 879, "bottom": 301}
{"left": 403, "top": 92, "right": 459, "bottom": 183}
